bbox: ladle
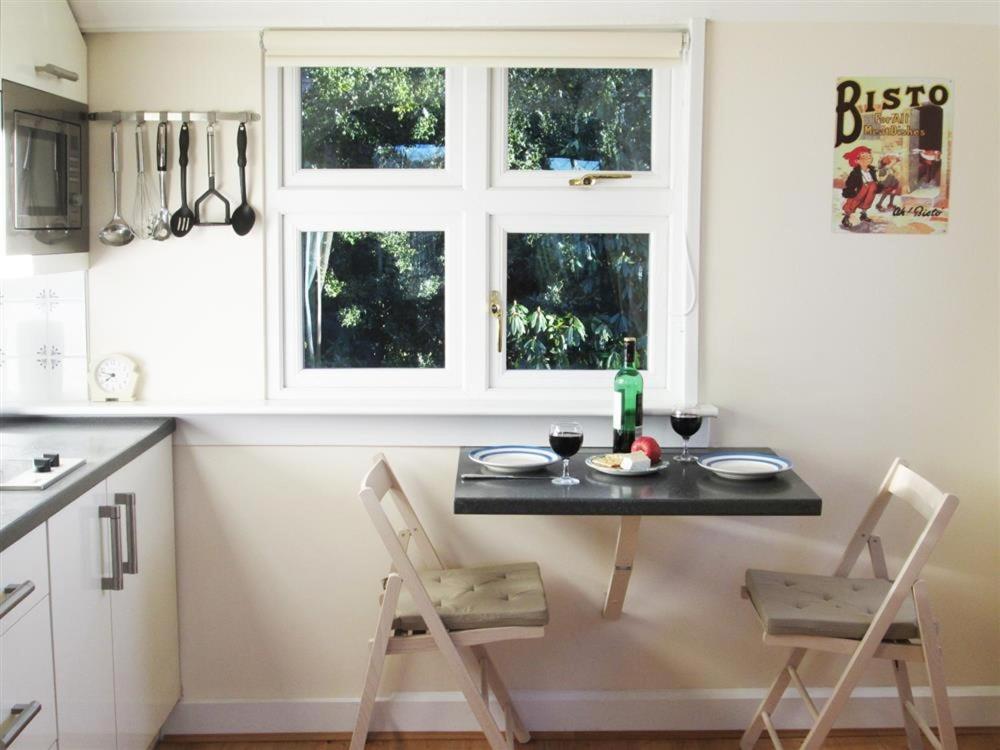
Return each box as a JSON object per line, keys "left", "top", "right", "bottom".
{"left": 98, "top": 123, "right": 135, "bottom": 247}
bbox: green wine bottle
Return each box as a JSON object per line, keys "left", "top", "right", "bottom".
{"left": 612, "top": 337, "right": 644, "bottom": 452}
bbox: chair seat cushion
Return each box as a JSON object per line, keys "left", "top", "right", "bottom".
{"left": 745, "top": 569, "right": 919, "bottom": 640}
{"left": 393, "top": 562, "right": 548, "bottom": 632}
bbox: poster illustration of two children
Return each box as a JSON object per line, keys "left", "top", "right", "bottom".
{"left": 833, "top": 77, "right": 953, "bottom": 234}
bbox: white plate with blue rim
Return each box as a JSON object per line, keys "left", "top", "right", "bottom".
{"left": 697, "top": 452, "right": 792, "bottom": 481}
{"left": 468, "top": 445, "right": 561, "bottom": 474}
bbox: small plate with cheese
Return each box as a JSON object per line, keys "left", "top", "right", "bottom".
{"left": 586, "top": 451, "right": 667, "bottom": 477}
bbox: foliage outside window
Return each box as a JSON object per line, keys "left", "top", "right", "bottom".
{"left": 506, "top": 233, "right": 648, "bottom": 370}
{"left": 300, "top": 67, "right": 446, "bottom": 169}
{"left": 302, "top": 231, "right": 445, "bottom": 368}
{"left": 506, "top": 68, "right": 653, "bottom": 171}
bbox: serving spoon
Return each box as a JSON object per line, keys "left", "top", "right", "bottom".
{"left": 98, "top": 124, "right": 135, "bottom": 246}
{"left": 231, "top": 122, "right": 255, "bottom": 236}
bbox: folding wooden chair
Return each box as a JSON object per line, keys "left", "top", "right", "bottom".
{"left": 740, "top": 458, "right": 959, "bottom": 750}
{"left": 351, "top": 453, "right": 548, "bottom": 750}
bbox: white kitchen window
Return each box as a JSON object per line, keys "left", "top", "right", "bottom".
{"left": 264, "top": 27, "right": 704, "bottom": 412}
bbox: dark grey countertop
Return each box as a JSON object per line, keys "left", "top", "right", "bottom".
{"left": 0, "top": 416, "right": 175, "bottom": 551}
{"left": 455, "top": 447, "right": 822, "bottom": 516}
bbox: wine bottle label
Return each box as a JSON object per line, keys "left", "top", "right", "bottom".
{"left": 613, "top": 394, "right": 623, "bottom": 430}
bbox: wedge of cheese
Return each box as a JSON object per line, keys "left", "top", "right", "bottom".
{"left": 621, "top": 451, "right": 651, "bottom": 471}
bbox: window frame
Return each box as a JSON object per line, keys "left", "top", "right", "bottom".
{"left": 490, "top": 213, "right": 671, "bottom": 392}
{"left": 264, "top": 23, "right": 705, "bottom": 413}
{"left": 282, "top": 213, "right": 462, "bottom": 392}
{"left": 282, "top": 66, "right": 463, "bottom": 187}
{"left": 491, "top": 67, "right": 672, "bottom": 189}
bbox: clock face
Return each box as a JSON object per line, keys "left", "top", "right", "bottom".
{"left": 92, "top": 355, "right": 138, "bottom": 400}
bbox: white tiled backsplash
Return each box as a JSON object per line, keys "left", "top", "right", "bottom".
{"left": 0, "top": 271, "right": 88, "bottom": 404}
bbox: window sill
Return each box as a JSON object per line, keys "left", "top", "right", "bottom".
{"left": 7, "top": 398, "right": 719, "bottom": 419}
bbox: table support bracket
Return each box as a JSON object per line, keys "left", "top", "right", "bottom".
{"left": 602, "top": 516, "right": 642, "bottom": 619}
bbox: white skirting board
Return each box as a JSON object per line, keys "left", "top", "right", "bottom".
{"left": 164, "top": 686, "right": 1000, "bottom": 734}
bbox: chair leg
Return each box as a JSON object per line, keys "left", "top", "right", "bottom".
{"left": 350, "top": 575, "right": 402, "bottom": 750}
{"left": 472, "top": 644, "right": 531, "bottom": 744}
{"left": 740, "top": 648, "right": 806, "bottom": 750}
{"left": 892, "top": 660, "right": 923, "bottom": 750}
{"left": 914, "top": 581, "right": 958, "bottom": 750}
{"left": 430, "top": 632, "right": 509, "bottom": 750}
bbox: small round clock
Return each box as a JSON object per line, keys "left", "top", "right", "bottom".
{"left": 90, "top": 354, "right": 140, "bottom": 402}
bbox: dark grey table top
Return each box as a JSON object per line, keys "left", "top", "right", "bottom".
{"left": 454, "top": 447, "right": 822, "bottom": 516}
{"left": 0, "top": 416, "right": 176, "bottom": 551}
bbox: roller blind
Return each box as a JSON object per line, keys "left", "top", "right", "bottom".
{"left": 262, "top": 29, "right": 685, "bottom": 68}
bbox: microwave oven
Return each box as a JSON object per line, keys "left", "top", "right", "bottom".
{"left": 2, "top": 79, "right": 88, "bottom": 255}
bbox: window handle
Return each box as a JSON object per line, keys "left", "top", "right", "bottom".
{"left": 568, "top": 172, "right": 632, "bottom": 187}
{"left": 489, "top": 291, "right": 503, "bottom": 353}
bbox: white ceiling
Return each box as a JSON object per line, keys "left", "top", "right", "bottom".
{"left": 67, "top": 0, "right": 1000, "bottom": 33}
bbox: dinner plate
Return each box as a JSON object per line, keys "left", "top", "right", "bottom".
{"left": 697, "top": 452, "right": 792, "bottom": 480}
{"left": 585, "top": 456, "right": 668, "bottom": 477}
{"left": 468, "top": 445, "right": 561, "bottom": 474}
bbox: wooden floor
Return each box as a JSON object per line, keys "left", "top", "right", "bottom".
{"left": 157, "top": 729, "right": 1000, "bottom": 750}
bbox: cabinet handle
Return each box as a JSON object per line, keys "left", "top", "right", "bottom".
{"left": 0, "top": 581, "right": 35, "bottom": 622}
{"left": 115, "top": 493, "right": 138, "bottom": 575}
{"left": 34, "top": 63, "right": 79, "bottom": 82}
{"left": 99, "top": 506, "right": 124, "bottom": 591}
{"left": 0, "top": 701, "right": 41, "bottom": 748}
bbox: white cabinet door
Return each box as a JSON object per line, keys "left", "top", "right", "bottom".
{"left": 0, "top": 525, "right": 49, "bottom": 637}
{"left": 107, "top": 437, "right": 180, "bottom": 750}
{"left": 0, "top": 598, "right": 58, "bottom": 750}
{"left": 0, "top": 0, "right": 87, "bottom": 103}
{"left": 48, "top": 483, "right": 118, "bottom": 750}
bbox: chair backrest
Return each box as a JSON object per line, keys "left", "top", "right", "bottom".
{"left": 359, "top": 453, "right": 445, "bottom": 573}
{"left": 834, "top": 458, "right": 959, "bottom": 584}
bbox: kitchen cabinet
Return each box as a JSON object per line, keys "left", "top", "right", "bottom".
{"left": 106, "top": 437, "right": 180, "bottom": 750}
{"left": 0, "top": 0, "right": 87, "bottom": 104}
{"left": 49, "top": 436, "right": 180, "bottom": 750}
{"left": 0, "top": 525, "right": 49, "bottom": 637}
{"left": 47, "top": 484, "right": 118, "bottom": 750}
{"left": 0, "top": 527, "right": 57, "bottom": 750}
{"left": 0, "top": 596, "right": 58, "bottom": 750}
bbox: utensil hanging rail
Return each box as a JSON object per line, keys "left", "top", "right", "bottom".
{"left": 89, "top": 111, "right": 260, "bottom": 123}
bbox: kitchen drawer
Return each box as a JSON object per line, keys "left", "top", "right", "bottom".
{"left": 0, "top": 526, "right": 48, "bottom": 636}
{"left": 0, "top": 597, "right": 58, "bottom": 750}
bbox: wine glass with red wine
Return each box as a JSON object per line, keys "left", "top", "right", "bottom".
{"left": 670, "top": 409, "right": 703, "bottom": 462}
{"left": 549, "top": 421, "right": 584, "bottom": 486}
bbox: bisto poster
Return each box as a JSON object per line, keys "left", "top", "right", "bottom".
{"left": 833, "top": 77, "right": 953, "bottom": 234}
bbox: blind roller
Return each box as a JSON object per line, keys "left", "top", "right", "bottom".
{"left": 262, "top": 29, "right": 685, "bottom": 68}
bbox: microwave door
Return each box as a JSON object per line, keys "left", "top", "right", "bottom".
{"left": 13, "top": 114, "right": 71, "bottom": 230}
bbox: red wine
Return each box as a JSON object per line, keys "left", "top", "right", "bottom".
{"left": 670, "top": 414, "right": 702, "bottom": 440}
{"left": 549, "top": 432, "right": 583, "bottom": 459}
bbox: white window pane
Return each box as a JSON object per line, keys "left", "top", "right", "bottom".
{"left": 506, "top": 68, "right": 652, "bottom": 171}
{"left": 300, "top": 67, "right": 446, "bottom": 169}
{"left": 506, "top": 232, "right": 649, "bottom": 370}
{"left": 302, "top": 231, "right": 445, "bottom": 368}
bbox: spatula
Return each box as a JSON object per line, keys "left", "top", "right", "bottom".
{"left": 170, "top": 122, "right": 195, "bottom": 237}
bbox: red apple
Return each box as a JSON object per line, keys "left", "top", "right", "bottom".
{"left": 630, "top": 436, "right": 662, "bottom": 463}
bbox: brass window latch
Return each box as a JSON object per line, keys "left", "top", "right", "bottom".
{"left": 489, "top": 290, "right": 503, "bottom": 353}
{"left": 568, "top": 172, "right": 633, "bottom": 187}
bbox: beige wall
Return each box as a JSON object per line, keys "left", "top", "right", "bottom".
{"left": 86, "top": 20, "right": 999, "bottom": 715}
{"left": 86, "top": 32, "right": 265, "bottom": 401}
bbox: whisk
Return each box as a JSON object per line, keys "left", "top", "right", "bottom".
{"left": 131, "top": 122, "right": 154, "bottom": 240}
